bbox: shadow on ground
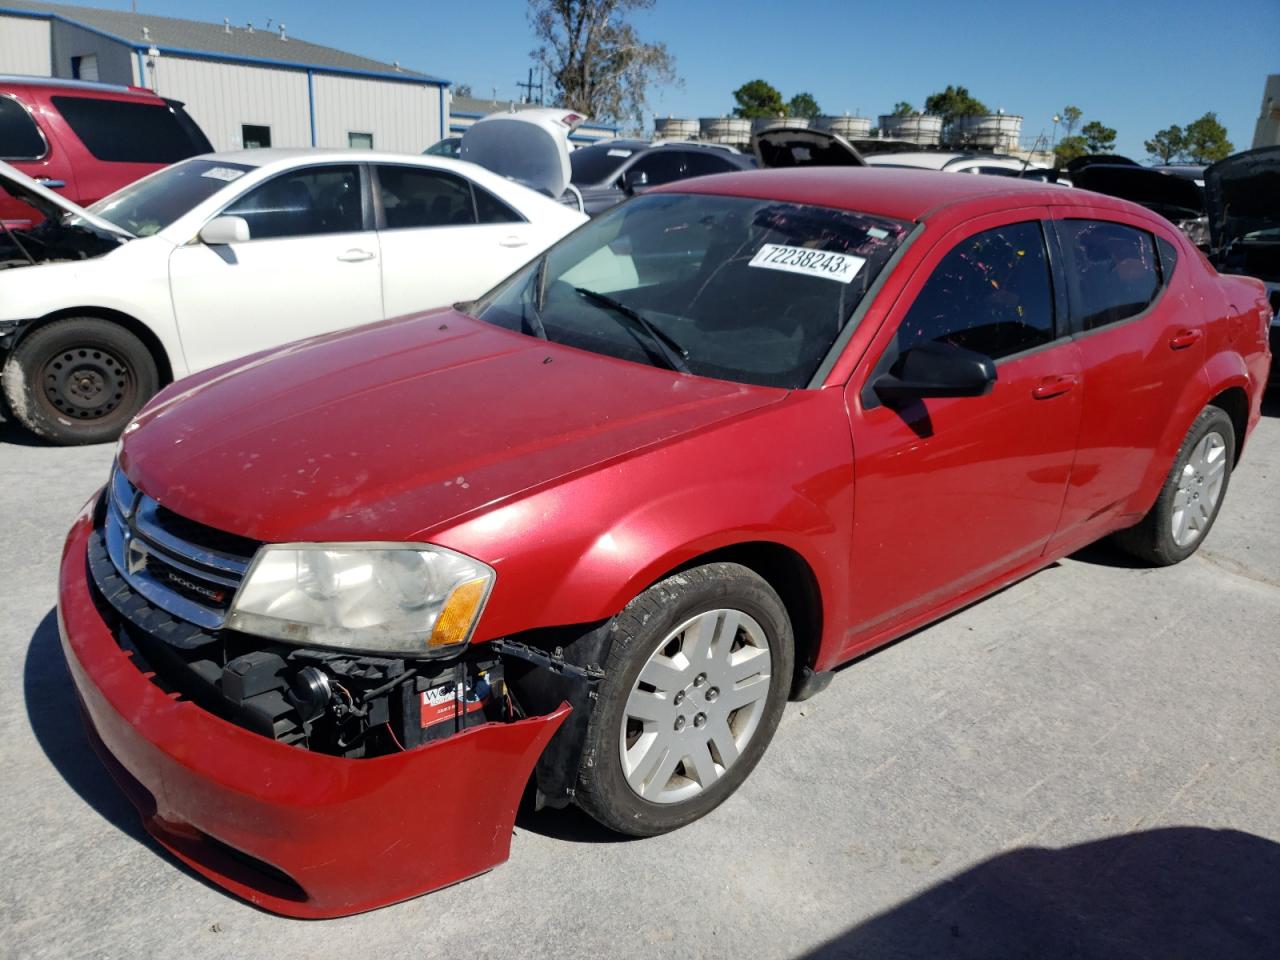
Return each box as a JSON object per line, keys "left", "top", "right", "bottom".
{"left": 799, "top": 826, "right": 1279, "bottom": 959}
{"left": 1262, "top": 389, "right": 1280, "bottom": 419}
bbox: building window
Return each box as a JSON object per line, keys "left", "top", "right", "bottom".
{"left": 70, "top": 54, "right": 99, "bottom": 81}
{"left": 241, "top": 124, "right": 272, "bottom": 149}
{"left": 348, "top": 132, "right": 374, "bottom": 149}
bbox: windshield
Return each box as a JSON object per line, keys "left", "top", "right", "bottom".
{"left": 472, "top": 192, "right": 911, "bottom": 388}
{"left": 88, "top": 159, "right": 253, "bottom": 236}
{"left": 570, "top": 143, "right": 639, "bottom": 184}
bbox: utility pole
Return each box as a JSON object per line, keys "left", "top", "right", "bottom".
{"left": 515, "top": 66, "right": 543, "bottom": 105}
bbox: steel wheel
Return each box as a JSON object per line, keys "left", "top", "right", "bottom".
{"left": 619, "top": 608, "right": 772, "bottom": 805}
{"left": 40, "top": 345, "right": 134, "bottom": 421}
{"left": 1171, "top": 430, "right": 1227, "bottom": 547}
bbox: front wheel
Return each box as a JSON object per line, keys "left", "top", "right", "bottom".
{"left": 574, "top": 562, "right": 794, "bottom": 837}
{"left": 1113, "top": 405, "right": 1235, "bottom": 566}
{"left": 2, "top": 317, "right": 159, "bottom": 445}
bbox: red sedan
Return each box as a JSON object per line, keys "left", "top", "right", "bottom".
{"left": 58, "top": 169, "right": 1271, "bottom": 917}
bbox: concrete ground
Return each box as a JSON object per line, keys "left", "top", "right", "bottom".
{"left": 2, "top": 399, "right": 1277, "bottom": 960}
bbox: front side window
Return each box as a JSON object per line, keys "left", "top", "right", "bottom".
{"left": 52, "top": 96, "right": 205, "bottom": 163}
{"left": 473, "top": 192, "right": 910, "bottom": 389}
{"left": 896, "top": 221, "right": 1056, "bottom": 361}
{"left": 223, "top": 165, "right": 363, "bottom": 240}
{"left": 90, "top": 158, "right": 252, "bottom": 236}
{"left": 0, "top": 96, "right": 45, "bottom": 160}
{"left": 1058, "top": 220, "right": 1161, "bottom": 331}
{"left": 681, "top": 152, "right": 738, "bottom": 178}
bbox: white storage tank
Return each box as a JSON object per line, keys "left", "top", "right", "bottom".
{"left": 654, "top": 116, "right": 699, "bottom": 140}
{"left": 878, "top": 114, "right": 943, "bottom": 145}
{"left": 952, "top": 113, "right": 1023, "bottom": 151}
{"left": 700, "top": 116, "right": 752, "bottom": 146}
{"left": 815, "top": 115, "right": 873, "bottom": 138}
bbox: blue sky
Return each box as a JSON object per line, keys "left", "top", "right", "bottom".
{"left": 60, "top": 0, "right": 1278, "bottom": 159}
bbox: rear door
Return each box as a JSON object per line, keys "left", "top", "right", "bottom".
{"left": 1046, "top": 211, "right": 1205, "bottom": 549}
{"left": 373, "top": 163, "right": 536, "bottom": 317}
{"left": 168, "top": 163, "right": 383, "bottom": 372}
{"left": 842, "top": 210, "right": 1083, "bottom": 651}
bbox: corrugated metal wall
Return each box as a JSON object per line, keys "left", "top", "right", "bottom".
{"left": 0, "top": 15, "right": 52, "bottom": 76}
{"left": 312, "top": 73, "right": 443, "bottom": 152}
{"left": 49, "top": 20, "right": 134, "bottom": 85}
{"left": 148, "top": 56, "right": 312, "bottom": 150}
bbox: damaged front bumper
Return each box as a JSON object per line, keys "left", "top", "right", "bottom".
{"left": 58, "top": 509, "right": 569, "bottom": 918}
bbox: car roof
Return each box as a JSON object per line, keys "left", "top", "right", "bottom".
{"left": 659, "top": 167, "right": 1116, "bottom": 223}
{"left": 0, "top": 74, "right": 160, "bottom": 98}
{"left": 197, "top": 148, "right": 484, "bottom": 172}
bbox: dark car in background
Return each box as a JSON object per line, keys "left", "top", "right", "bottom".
{"left": 569, "top": 139, "right": 755, "bottom": 215}
{"left": 0, "top": 75, "right": 211, "bottom": 225}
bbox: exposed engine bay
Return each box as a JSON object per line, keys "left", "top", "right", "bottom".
{"left": 1, "top": 215, "right": 120, "bottom": 269}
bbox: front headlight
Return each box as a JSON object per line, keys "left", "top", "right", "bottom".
{"left": 227, "top": 543, "right": 495, "bottom": 656}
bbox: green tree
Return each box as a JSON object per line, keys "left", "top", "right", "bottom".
{"left": 923, "top": 84, "right": 988, "bottom": 127}
{"left": 1182, "top": 112, "right": 1233, "bottom": 163}
{"left": 1054, "top": 134, "right": 1088, "bottom": 168}
{"left": 529, "top": 0, "right": 677, "bottom": 124}
{"left": 787, "top": 91, "right": 821, "bottom": 120}
{"left": 1082, "top": 120, "right": 1117, "bottom": 153}
{"left": 891, "top": 101, "right": 917, "bottom": 117}
{"left": 732, "top": 78, "right": 785, "bottom": 119}
{"left": 1060, "top": 105, "right": 1082, "bottom": 138}
{"left": 453, "top": 82, "right": 473, "bottom": 99}
{"left": 1144, "top": 125, "right": 1185, "bottom": 163}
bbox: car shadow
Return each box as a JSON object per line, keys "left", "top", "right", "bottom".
{"left": 514, "top": 787, "right": 635, "bottom": 844}
{"left": 1262, "top": 389, "right": 1280, "bottom": 419}
{"left": 0, "top": 417, "right": 48, "bottom": 446}
{"left": 797, "top": 826, "right": 1280, "bottom": 959}
{"left": 1067, "top": 538, "right": 1149, "bottom": 569}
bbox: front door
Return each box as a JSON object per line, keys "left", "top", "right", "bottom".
{"left": 169, "top": 163, "right": 383, "bottom": 373}
{"left": 842, "top": 212, "right": 1083, "bottom": 654}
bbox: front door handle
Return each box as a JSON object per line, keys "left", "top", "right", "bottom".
{"left": 35, "top": 177, "right": 66, "bottom": 189}
{"left": 336, "top": 249, "right": 375, "bottom": 262}
{"left": 1169, "top": 328, "right": 1203, "bottom": 350}
{"left": 498, "top": 236, "right": 529, "bottom": 248}
{"left": 1032, "top": 374, "right": 1079, "bottom": 400}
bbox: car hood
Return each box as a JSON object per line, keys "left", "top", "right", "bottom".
{"left": 459, "top": 108, "right": 584, "bottom": 199}
{"left": 752, "top": 128, "right": 866, "bottom": 168}
{"left": 119, "top": 311, "right": 784, "bottom": 544}
{"left": 1204, "top": 146, "right": 1280, "bottom": 256}
{"left": 1069, "top": 164, "right": 1205, "bottom": 219}
{"left": 0, "top": 160, "right": 133, "bottom": 238}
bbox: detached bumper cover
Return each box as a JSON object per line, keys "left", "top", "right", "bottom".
{"left": 58, "top": 511, "right": 569, "bottom": 918}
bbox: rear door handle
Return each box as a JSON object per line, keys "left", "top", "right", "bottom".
{"left": 1032, "top": 374, "right": 1079, "bottom": 400}
{"left": 336, "top": 249, "right": 376, "bottom": 262}
{"left": 498, "top": 236, "right": 529, "bottom": 248}
{"left": 1169, "top": 328, "right": 1203, "bottom": 350}
{"left": 35, "top": 177, "right": 66, "bottom": 189}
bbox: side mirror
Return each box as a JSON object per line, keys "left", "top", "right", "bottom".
{"left": 198, "top": 216, "right": 250, "bottom": 245}
{"left": 622, "top": 169, "right": 649, "bottom": 195}
{"left": 872, "top": 340, "right": 997, "bottom": 401}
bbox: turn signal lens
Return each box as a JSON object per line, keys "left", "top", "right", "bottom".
{"left": 429, "top": 578, "right": 491, "bottom": 649}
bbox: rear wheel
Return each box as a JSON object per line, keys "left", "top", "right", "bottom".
{"left": 2, "top": 317, "right": 158, "bottom": 445}
{"left": 574, "top": 563, "right": 794, "bottom": 836}
{"left": 1113, "top": 406, "right": 1234, "bottom": 566}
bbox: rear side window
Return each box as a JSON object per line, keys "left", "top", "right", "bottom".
{"left": 896, "top": 220, "right": 1056, "bottom": 361}
{"left": 1058, "top": 220, "right": 1161, "bottom": 331}
{"left": 627, "top": 151, "right": 685, "bottom": 186}
{"left": 52, "top": 96, "right": 206, "bottom": 163}
{"left": 377, "top": 166, "right": 474, "bottom": 228}
{"left": 473, "top": 184, "right": 522, "bottom": 224}
{"left": 223, "top": 165, "right": 363, "bottom": 240}
{"left": 681, "top": 152, "right": 738, "bottom": 178}
{"left": 0, "top": 96, "right": 45, "bottom": 160}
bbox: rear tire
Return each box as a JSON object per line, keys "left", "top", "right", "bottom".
{"left": 1113, "top": 406, "right": 1234, "bottom": 566}
{"left": 2, "top": 317, "right": 158, "bottom": 445}
{"left": 574, "top": 563, "right": 794, "bottom": 837}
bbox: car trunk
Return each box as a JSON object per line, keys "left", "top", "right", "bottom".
{"left": 752, "top": 128, "right": 867, "bottom": 169}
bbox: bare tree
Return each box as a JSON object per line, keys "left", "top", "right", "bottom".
{"left": 529, "top": 0, "right": 678, "bottom": 124}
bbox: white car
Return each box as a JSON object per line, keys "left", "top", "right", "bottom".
{"left": 0, "top": 149, "right": 586, "bottom": 444}
{"left": 865, "top": 151, "right": 1056, "bottom": 180}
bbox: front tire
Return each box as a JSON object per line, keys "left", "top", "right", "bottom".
{"left": 1, "top": 317, "right": 158, "bottom": 445}
{"left": 1114, "top": 405, "right": 1235, "bottom": 566}
{"left": 574, "top": 563, "right": 794, "bottom": 837}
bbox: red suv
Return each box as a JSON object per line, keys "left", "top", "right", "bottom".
{"left": 0, "top": 76, "right": 210, "bottom": 224}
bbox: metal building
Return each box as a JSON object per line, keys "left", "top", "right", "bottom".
{"left": 0, "top": 0, "right": 449, "bottom": 152}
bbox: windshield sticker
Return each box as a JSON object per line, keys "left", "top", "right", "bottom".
{"left": 866, "top": 227, "right": 889, "bottom": 240}
{"left": 607, "top": 148, "right": 634, "bottom": 158}
{"left": 749, "top": 244, "right": 866, "bottom": 284}
{"left": 200, "top": 167, "right": 245, "bottom": 182}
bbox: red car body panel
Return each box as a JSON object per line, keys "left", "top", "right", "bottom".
{"left": 59, "top": 168, "right": 1271, "bottom": 916}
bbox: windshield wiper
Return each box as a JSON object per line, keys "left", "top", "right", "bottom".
{"left": 573, "top": 287, "right": 690, "bottom": 374}
{"left": 522, "top": 255, "right": 549, "bottom": 339}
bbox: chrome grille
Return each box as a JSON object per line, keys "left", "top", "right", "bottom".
{"left": 104, "top": 467, "right": 257, "bottom": 630}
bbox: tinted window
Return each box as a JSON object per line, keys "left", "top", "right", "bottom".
{"left": 897, "top": 221, "right": 1055, "bottom": 360}
{"left": 90, "top": 159, "right": 252, "bottom": 236}
{"left": 224, "top": 165, "right": 363, "bottom": 240}
{"left": 1059, "top": 220, "right": 1161, "bottom": 330}
{"left": 681, "top": 152, "right": 738, "bottom": 178}
{"left": 52, "top": 96, "right": 205, "bottom": 163}
{"left": 474, "top": 184, "right": 523, "bottom": 224}
{"left": 1156, "top": 235, "right": 1179, "bottom": 279}
{"left": 570, "top": 143, "right": 637, "bottom": 184}
{"left": 627, "top": 151, "right": 685, "bottom": 186}
{"left": 0, "top": 96, "right": 45, "bottom": 159}
{"left": 377, "top": 166, "right": 474, "bottom": 228}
